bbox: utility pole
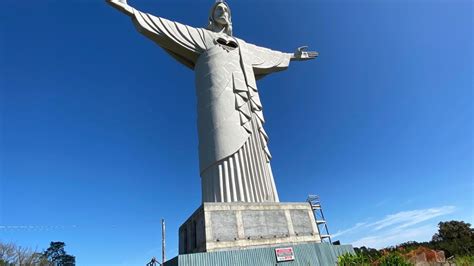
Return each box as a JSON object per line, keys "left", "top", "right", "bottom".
{"left": 162, "top": 218, "right": 166, "bottom": 264}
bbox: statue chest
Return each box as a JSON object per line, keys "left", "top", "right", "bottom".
{"left": 194, "top": 44, "right": 244, "bottom": 93}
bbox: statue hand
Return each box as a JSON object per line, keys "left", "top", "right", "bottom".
{"left": 293, "top": 46, "right": 318, "bottom": 61}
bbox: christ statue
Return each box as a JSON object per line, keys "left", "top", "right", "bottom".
{"left": 107, "top": 0, "right": 318, "bottom": 203}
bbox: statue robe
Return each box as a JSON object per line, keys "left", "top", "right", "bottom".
{"left": 131, "top": 9, "right": 292, "bottom": 203}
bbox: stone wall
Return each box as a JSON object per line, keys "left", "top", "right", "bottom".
{"left": 179, "top": 202, "right": 321, "bottom": 254}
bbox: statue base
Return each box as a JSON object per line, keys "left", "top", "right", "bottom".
{"left": 178, "top": 202, "right": 322, "bottom": 255}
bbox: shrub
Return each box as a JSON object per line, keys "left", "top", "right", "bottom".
{"left": 337, "top": 252, "right": 370, "bottom": 266}
{"left": 378, "top": 253, "right": 412, "bottom": 266}
{"left": 454, "top": 255, "right": 474, "bottom": 266}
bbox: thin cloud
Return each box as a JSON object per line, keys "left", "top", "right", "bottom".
{"left": 333, "top": 222, "right": 367, "bottom": 238}
{"left": 375, "top": 199, "right": 389, "bottom": 208}
{"left": 352, "top": 224, "right": 436, "bottom": 249}
{"left": 334, "top": 206, "right": 456, "bottom": 248}
{"left": 370, "top": 206, "right": 456, "bottom": 231}
{"left": 0, "top": 225, "right": 77, "bottom": 231}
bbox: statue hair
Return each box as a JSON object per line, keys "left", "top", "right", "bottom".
{"left": 207, "top": 1, "right": 233, "bottom": 36}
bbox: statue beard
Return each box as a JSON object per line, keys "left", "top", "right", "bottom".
{"left": 208, "top": 20, "right": 233, "bottom": 36}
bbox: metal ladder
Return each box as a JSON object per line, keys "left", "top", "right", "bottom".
{"left": 307, "top": 195, "right": 332, "bottom": 243}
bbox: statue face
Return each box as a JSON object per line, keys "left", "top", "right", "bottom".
{"left": 213, "top": 3, "right": 230, "bottom": 26}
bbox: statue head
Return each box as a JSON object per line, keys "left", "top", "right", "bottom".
{"left": 208, "top": 1, "right": 233, "bottom": 36}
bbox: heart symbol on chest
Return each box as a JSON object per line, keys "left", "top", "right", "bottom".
{"left": 216, "top": 37, "right": 239, "bottom": 49}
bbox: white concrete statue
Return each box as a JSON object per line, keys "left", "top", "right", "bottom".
{"left": 107, "top": 0, "right": 318, "bottom": 203}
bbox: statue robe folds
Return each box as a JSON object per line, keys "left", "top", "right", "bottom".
{"left": 132, "top": 9, "right": 292, "bottom": 203}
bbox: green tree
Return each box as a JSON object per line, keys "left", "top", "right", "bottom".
{"left": 43, "top": 242, "right": 75, "bottom": 266}
{"left": 354, "top": 246, "right": 382, "bottom": 261}
{"left": 432, "top": 221, "right": 474, "bottom": 256}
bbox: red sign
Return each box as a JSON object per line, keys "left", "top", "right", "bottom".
{"left": 275, "top": 247, "right": 295, "bottom": 262}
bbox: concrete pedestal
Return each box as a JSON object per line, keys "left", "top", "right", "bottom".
{"left": 179, "top": 202, "right": 321, "bottom": 255}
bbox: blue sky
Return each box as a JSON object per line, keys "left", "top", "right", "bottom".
{"left": 1, "top": 0, "right": 472, "bottom": 265}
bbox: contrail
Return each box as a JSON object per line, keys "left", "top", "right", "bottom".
{"left": 0, "top": 225, "right": 78, "bottom": 231}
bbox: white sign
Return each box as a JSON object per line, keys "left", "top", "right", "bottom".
{"left": 275, "top": 247, "right": 295, "bottom": 262}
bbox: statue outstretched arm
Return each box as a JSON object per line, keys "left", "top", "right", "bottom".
{"left": 107, "top": 0, "right": 134, "bottom": 17}
{"left": 244, "top": 42, "right": 318, "bottom": 79}
{"left": 106, "top": 0, "right": 209, "bottom": 69}
{"left": 291, "top": 46, "right": 319, "bottom": 61}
